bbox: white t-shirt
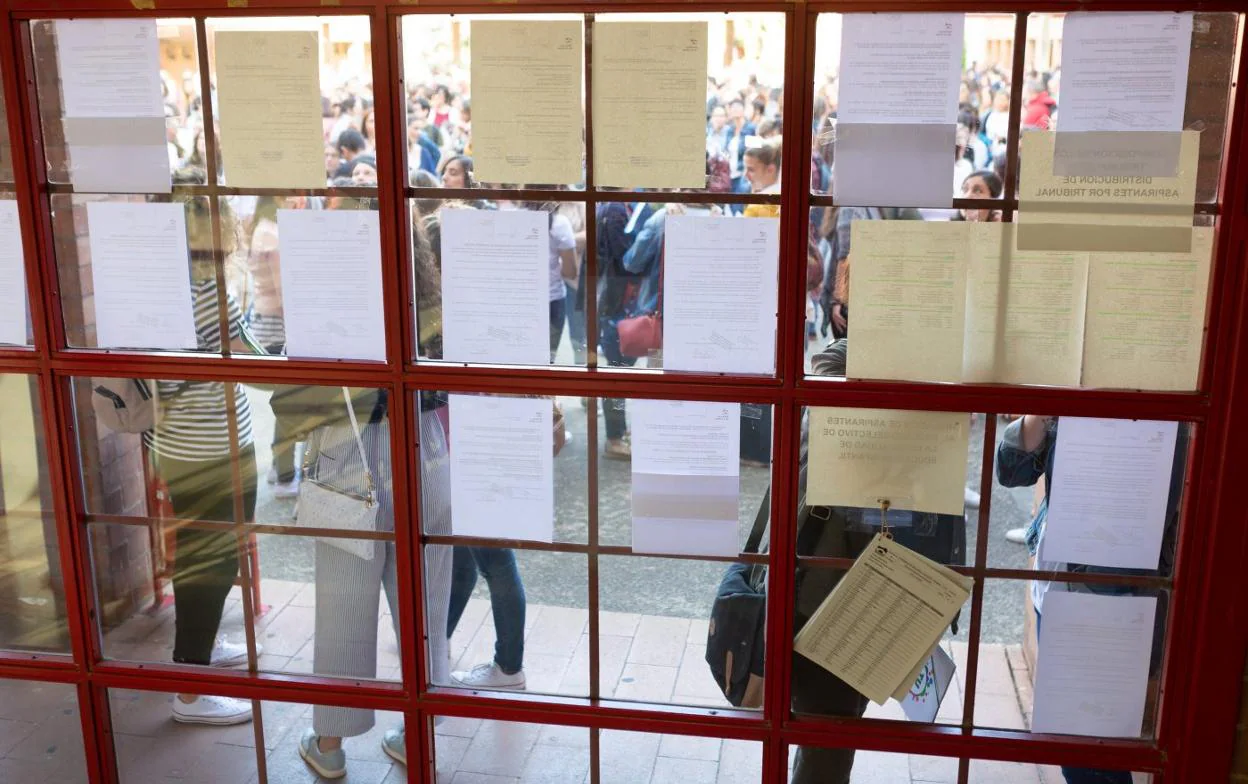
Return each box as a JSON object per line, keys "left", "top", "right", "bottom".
{"left": 549, "top": 213, "right": 576, "bottom": 301}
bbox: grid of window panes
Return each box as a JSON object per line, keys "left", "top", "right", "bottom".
{"left": 0, "top": 6, "right": 1237, "bottom": 784}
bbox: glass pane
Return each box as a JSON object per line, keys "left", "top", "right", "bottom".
{"left": 0, "top": 193, "right": 31, "bottom": 349}
{"left": 207, "top": 16, "right": 376, "bottom": 188}
{"left": 0, "top": 679, "right": 87, "bottom": 781}
{"left": 30, "top": 19, "right": 203, "bottom": 188}
{"left": 107, "top": 688, "right": 258, "bottom": 782}
{"left": 787, "top": 746, "right": 957, "bottom": 783}
{"left": 412, "top": 199, "right": 590, "bottom": 367}
{"left": 400, "top": 14, "right": 586, "bottom": 190}
{"left": 599, "top": 729, "right": 762, "bottom": 783}
{"left": 431, "top": 718, "right": 589, "bottom": 782}
{"left": 225, "top": 193, "right": 387, "bottom": 363}
{"left": 968, "top": 758, "right": 1155, "bottom": 783}
{"left": 1023, "top": 13, "right": 1238, "bottom": 202}
{"left": 254, "top": 699, "right": 403, "bottom": 781}
{"left": 813, "top": 14, "right": 1000, "bottom": 199}
{"left": 0, "top": 374, "right": 70, "bottom": 653}
{"left": 433, "top": 546, "right": 588, "bottom": 697}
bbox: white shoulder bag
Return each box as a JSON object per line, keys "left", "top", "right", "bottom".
{"left": 295, "top": 388, "right": 379, "bottom": 560}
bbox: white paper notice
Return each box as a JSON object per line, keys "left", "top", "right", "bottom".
{"left": 1058, "top": 13, "right": 1192, "bottom": 133}
{"left": 449, "top": 395, "right": 554, "bottom": 543}
{"left": 277, "top": 209, "right": 387, "bottom": 362}
{"left": 55, "top": 19, "right": 164, "bottom": 119}
{"left": 834, "top": 14, "right": 963, "bottom": 206}
{"left": 663, "top": 215, "right": 778, "bottom": 375}
{"left": 440, "top": 208, "right": 549, "bottom": 365}
{"left": 1041, "top": 417, "right": 1178, "bottom": 570}
{"left": 87, "top": 202, "right": 196, "bottom": 350}
{"left": 0, "top": 201, "right": 26, "bottom": 345}
{"left": 631, "top": 399, "right": 741, "bottom": 557}
{"left": 55, "top": 20, "right": 170, "bottom": 194}
{"left": 1032, "top": 592, "right": 1157, "bottom": 738}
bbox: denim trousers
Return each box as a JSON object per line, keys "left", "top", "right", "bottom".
{"left": 1036, "top": 610, "right": 1134, "bottom": 784}
{"left": 447, "top": 546, "right": 526, "bottom": 674}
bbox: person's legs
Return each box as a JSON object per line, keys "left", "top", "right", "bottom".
{"left": 565, "top": 281, "right": 586, "bottom": 364}
{"left": 600, "top": 341, "right": 638, "bottom": 446}
{"left": 549, "top": 297, "right": 566, "bottom": 361}
{"left": 789, "top": 638, "right": 868, "bottom": 783}
{"left": 447, "top": 546, "right": 479, "bottom": 638}
{"left": 419, "top": 407, "right": 454, "bottom": 688}
{"left": 471, "top": 547, "right": 526, "bottom": 675}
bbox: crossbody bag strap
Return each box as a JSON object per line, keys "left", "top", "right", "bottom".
{"left": 341, "top": 387, "right": 377, "bottom": 505}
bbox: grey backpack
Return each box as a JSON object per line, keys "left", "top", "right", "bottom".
{"left": 90, "top": 378, "right": 159, "bottom": 434}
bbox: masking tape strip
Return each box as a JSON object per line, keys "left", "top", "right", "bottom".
{"left": 64, "top": 116, "right": 166, "bottom": 147}
{"left": 1053, "top": 130, "right": 1184, "bottom": 178}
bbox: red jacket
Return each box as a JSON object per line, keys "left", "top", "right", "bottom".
{"left": 1022, "top": 91, "right": 1057, "bottom": 128}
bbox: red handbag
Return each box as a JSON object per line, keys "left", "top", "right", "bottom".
{"left": 617, "top": 251, "right": 663, "bottom": 359}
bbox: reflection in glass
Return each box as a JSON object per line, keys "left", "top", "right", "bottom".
{"left": 108, "top": 688, "right": 258, "bottom": 782}
{"left": 0, "top": 679, "right": 87, "bottom": 781}
{"left": 0, "top": 375, "right": 69, "bottom": 653}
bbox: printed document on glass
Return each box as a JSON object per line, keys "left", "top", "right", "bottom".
{"left": 899, "top": 644, "right": 956, "bottom": 723}
{"left": 794, "top": 534, "right": 972, "bottom": 704}
{"left": 0, "top": 202, "right": 26, "bottom": 345}
{"left": 440, "top": 208, "right": 549, "bottom": 365}
{"left": 834, "top": 13, "right": 963, "bottom": 206}
{"left": 631, "top": 399, "right": 741, "bottom": 557}
{"left": 593, "top": 22, "right": 707, "bottom": 189}
{"left": 807, "top": 407, "right": 969, "bottom": 515}
{"left": 87, "top": 202, "right": 196, "bottom": 351}
{"left": 1041, "top": 417, "right": 1178, "bottom": 570}
{"left": 846, "top": 221, "right": 968, "bottom": 383}
{"left": 1032, "top": 592, "right": 1156, "bottom": 738}
{"left": 215, "top": 31, "right": 325, "bottom": 189}
{"left": 664, "top": 215, "right": 778, "bottom": 374}
{"left": 963, "top": 224, "right": 1089, "bottom": 386}
{"left": 470, "top": 21, "right": 583, "bottom": 186}
{"left": 1081, "top": 227, "right": 1212, "bottom": 391}
{"left": 277, "top": 209, "right": 387, "bottom": 362}
{"left": 449, "top": 394, "right": 554, "bottom": 543}
{"left": 55, "top": 19, "right": 170, "bottom": 193}
{"left": 1059, "top": 14, "right": 1192, "bottom": 134}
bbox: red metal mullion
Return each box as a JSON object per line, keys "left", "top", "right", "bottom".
{"left": 1164, "top": 14, "right": 1248, "bottom": 781}
{"left": 957, "top": 414, "right": 998, "bottom": 734}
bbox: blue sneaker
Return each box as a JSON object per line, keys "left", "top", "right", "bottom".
{"left": 381, "top": 726, "right": 406, "bottom": 765}
{"left": 298, "top": 729, "right": 346, "bottom": 779}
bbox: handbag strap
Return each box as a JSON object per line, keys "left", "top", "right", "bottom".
{"left": 341, "top": 387, "right": 377, "bottom": 504}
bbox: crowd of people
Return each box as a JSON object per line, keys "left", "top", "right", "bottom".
{"left": 127, "top": 52, "right": 1154, "bottom": 784}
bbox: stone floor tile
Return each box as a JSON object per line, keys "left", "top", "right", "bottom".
{"left": 451, "top": 773, "right": 519, "bottom": 784}
{"left": 598, "top": 730, "right": 659, "bottom": 784}
{"left": 435, "top": 717, "right": 482, "bottom": 740}
{"left": 590, "top": 635, "right": 632, "bottom": 697}
{"left": 672, "top": 645, "right": 728, "bottom": 706}
{"left": 457, "top": 721, "right": 541, "bottom": 777}
{"left": 973, "top": 645, "right": 1017, "bottom": 696}
{"left": 518, "top": 742, "right": 590, "bottom": 784}
{"left": 627, "top": 616, "right": 690, "bottom": 668}
{"left": 257, "top": 605, "right": 317, "bottom": 657}
{"left": 650, "top": 756, "right": 718, "bottom": 784}
{"left": 969, "top": 759, "right": 1041, "bottom": 784}
{"left": 847, "top": 750, "right": 911, "bottom": 783}
{"left": 972, "top": 691, "right": 1027, "bottom": 731}
{"left": 522, "top": 653, "right": 575, "bottom": 696}
{"left": 910, "top": 751, "right": 959, "bottom": 783}
{"left": 715, "top": 738, "right": 763, "bottom": 784}
{"left": 524, "top": 607, "right": 588, "bottom": 658}
{"left": 598, "top": 612, "right": 641, "bottom": 638}
{"left": 535, "top": 724, "right": 591, "bottom": 749}
{"left": 611, "top": 662, "right": 677, "bottom": 703}
{"left": 0, "top": 718, "right": 38, "bottom": 757}
{"left": 436, "top": 734, "right": 473, "bottom": 778}
{"left": 686, "top": 619, "right": 710, "bottom": 646}
{"left": 658, "top": 732, "right": 721, "bottom": 762}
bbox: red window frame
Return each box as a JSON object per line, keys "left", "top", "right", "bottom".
{"left": 0, "top": 2, "right": 1246, "bottom": 783}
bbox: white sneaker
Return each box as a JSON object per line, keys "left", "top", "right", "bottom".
{"left": 273, "top": 477, "right": 300, "bottom": 500}
{"left": 210, "top": 637, "right": 262, "bottom": 667}
{"left": 449, "top": 662, "right": 526, "bottom": 690}
{"left": 1005, "top": 527, "right": 1028, "bottom": 544}
{"left": 172, "top": 695, "right": 253, "bottom": 725}
{"left": 964, "top": 487, "right": 981, "bottom": 508}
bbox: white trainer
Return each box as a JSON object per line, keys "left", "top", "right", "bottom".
{"left": 1005, "top": 527, "right": 1028, "bottom": 544}
{"left": 449, "top": 662, "right": 526, "bottom": 690}
{"left": 210, "top": 637, "right": 262, "bottom": 667}
{"left": 172, "top": 695, "right": 253, "bottom": 726}
{"left": 964, "top": 487, "right": 982, "bottom": 508}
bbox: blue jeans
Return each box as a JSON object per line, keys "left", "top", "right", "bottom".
{"left": 447, "top": 547, "right": 526, "bottom": 674}
{"left": 1036, "top": 610, "right": 1134, "bottom": 784}
{"left": 565, "top": 282, "right": 586, "bottom": 358}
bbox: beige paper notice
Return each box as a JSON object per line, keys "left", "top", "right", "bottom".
{"left": 807, "top": 407, "right": 969, "bottom": 515}
{"left": 470, "top": 21, "right": 583, "bottom": 186}
{"left": 1081, "top": 226, "right": 1212, "bottom": 391}
{"left": 795, "top": 534, "right": 972, "bottom": 705}
{"left": 592, "top": 22, "right": 707, "bottom": 189}
{"left": 963, "top": 224, "right": 1090, "bottom": 386}
{"left": 215, "top": 31, "right": 325, "bottom": 189}
{"left": 1018, "top": 130, "right": 1198, "bottom": 253}
{"left": 846, "top": 221, "right": 968, "bottom": 383}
